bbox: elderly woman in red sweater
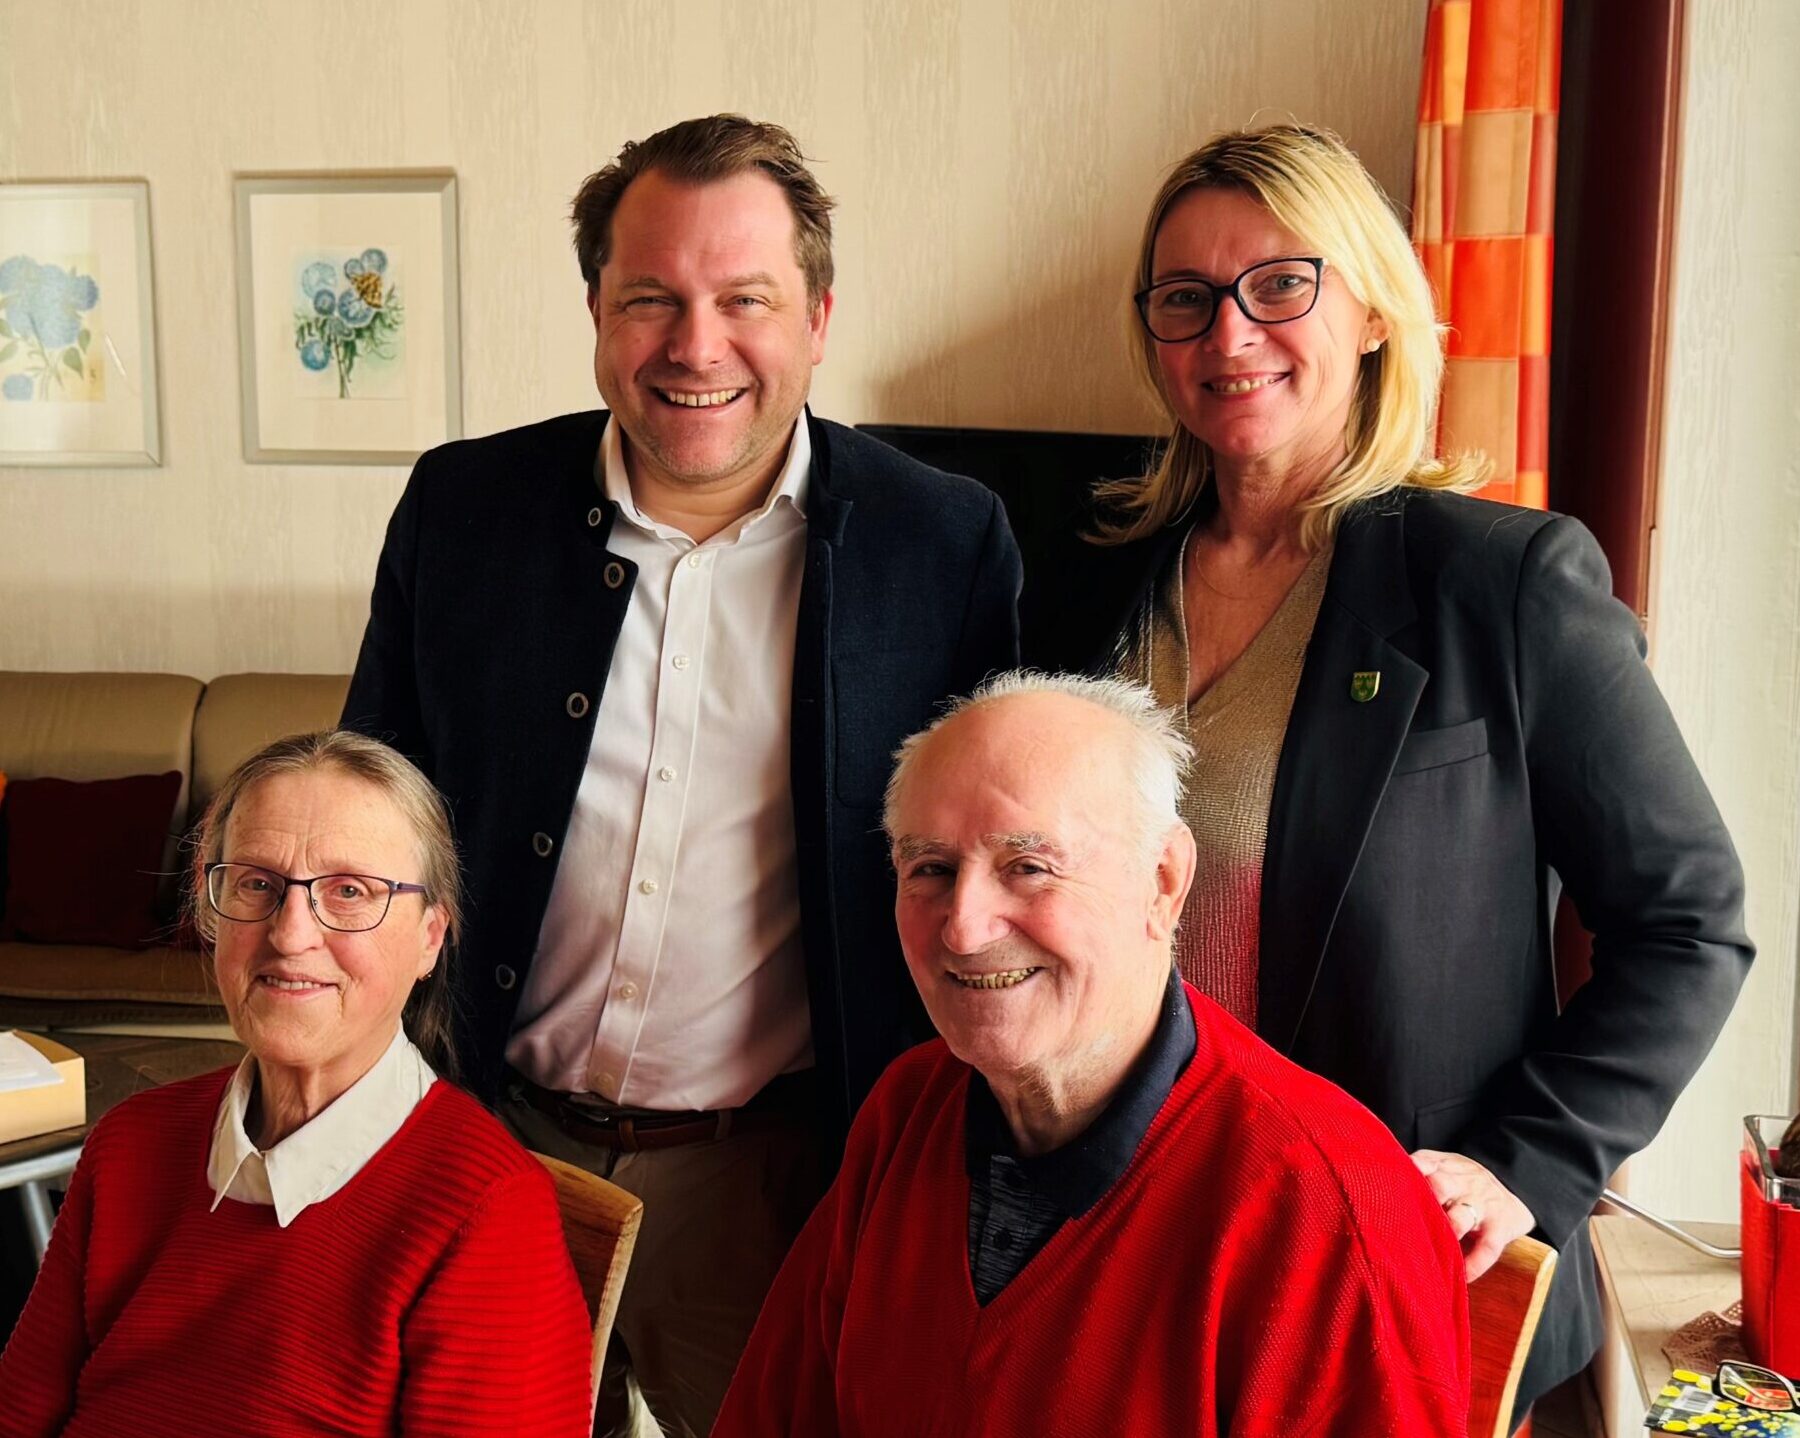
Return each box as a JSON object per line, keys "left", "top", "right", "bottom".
{"left": 715, "top": 672, "right": 1470, "bottom": 1437}
{"left": 0, "top": 731, "right": 594, "bottom": 1437}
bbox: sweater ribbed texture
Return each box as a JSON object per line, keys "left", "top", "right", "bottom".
{"left": 0, "top": 1070, "right": 594, "bottom": 1437}
{"left": 1121, "top": 541, "right": 1331, "bottom": 1029}
{"left": 716, "top": 983, "right": 1471, "bottom": 1438}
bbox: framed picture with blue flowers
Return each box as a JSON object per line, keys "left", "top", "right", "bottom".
{"left": 0, "top": 181, "right": 162, "bottom": 466}
{"left": 234, "top": 172, "right": 461, "bottom": 464}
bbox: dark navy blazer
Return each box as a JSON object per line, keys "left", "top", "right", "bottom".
{"left": 343, "top": 409, "right": 1021, "bottom": 1138}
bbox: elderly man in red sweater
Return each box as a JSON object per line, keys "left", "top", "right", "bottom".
{"left": 714, "top": 671, "right": 1471, "bottom": 1437}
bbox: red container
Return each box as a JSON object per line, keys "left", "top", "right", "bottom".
{"left": 1740, "top": 1116, "right": 1800, "bottom": 1373}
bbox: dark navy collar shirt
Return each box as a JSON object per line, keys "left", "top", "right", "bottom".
{"left": 963, "top": 969, "right": 1197, "bottom": 1305}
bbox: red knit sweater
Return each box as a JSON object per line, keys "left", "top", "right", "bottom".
{"left": 717, "top": 985, "right": 1471, "bottom": 1437}
{"left": 0, "top": 1069, "right": 594, "bottom": 1437}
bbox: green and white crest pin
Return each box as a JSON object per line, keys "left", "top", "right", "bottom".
{"left": 1350, "top": 670, "right": 1380, "bottom": 703}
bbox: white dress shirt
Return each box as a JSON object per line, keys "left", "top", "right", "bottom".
{"left": 207, "top": 1027, "right": 436, "bottom": 1228}
{"left": 504, "top": 416, "right": 813, "bottom": 1111}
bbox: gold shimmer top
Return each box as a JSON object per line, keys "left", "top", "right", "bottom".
{"left": 1119, "top": 534, "right": 1332, "bottom": 1029}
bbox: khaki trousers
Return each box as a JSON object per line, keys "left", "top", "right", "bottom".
{"left": 502, "top": 1089, "right": 826, "bottom": 1438}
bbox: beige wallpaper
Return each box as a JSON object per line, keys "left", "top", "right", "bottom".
{"left": 6, "top": 0, "right": 1799, "bottom": 1226}
{"left": 0, "top": 0, "right": 1426, "bottom": 677}
{"left": 1629, "top": 0, "right": 1800, "bottom": 1222}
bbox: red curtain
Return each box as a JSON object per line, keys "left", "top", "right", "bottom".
{"left": 1412, "top": 0, "right": 1562, "bottom": 510}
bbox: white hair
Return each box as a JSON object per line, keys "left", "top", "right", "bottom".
{"left": 882, "top": 669, "right": 1193, "bottom": 862}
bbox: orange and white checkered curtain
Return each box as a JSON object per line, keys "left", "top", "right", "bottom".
{"left": 1412, "top": 0, "right": 1561, "bottom": 510}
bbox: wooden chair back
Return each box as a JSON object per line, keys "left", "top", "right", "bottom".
{"left": 532, "top": 1152, "right": 645, "bottom": 1421}
{"left": 1466, "top": 1236, "right": 1558, "bottom": 1438}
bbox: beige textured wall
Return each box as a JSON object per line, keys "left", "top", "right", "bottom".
{"left": 0, "top": 0, "right": 1426, "bottom": 677}
{"left": 1630, "top": 0, "right": 1800, "bottom": 1223}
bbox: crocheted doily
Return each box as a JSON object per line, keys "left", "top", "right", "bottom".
{"left": 1663, "top": 1302, "right": 1746, "bottom": 1375}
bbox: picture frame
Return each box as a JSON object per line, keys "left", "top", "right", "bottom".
{"left": 234, "top": 172, "right": 461, "bottom": 464}
{"left": 0, "top": 181, "right": 162, "bottom": 467}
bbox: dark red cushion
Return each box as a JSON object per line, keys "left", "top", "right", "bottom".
{"left": 0, "top": 771, "right": 183, "bottom": 948}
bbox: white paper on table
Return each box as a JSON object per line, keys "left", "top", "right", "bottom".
{"left": 0, "top": 1031, "right": 64, "bottom": 1093}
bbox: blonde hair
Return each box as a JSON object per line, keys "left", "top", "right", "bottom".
{"left": 1096, "top": 122, "right": 1489, "bottom": 549}
{"left": 189, "top": 730, "right": 464, "bottom": 1080}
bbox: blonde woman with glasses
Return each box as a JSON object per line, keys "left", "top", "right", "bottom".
{"left": 1020, "top": 122, "right": 1750, "bottom": 1422}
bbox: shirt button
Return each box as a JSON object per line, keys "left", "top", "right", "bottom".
{"left": 657, "top": 765, "right": 677, "bottom": 783}
{"left": 565, "top": 691, "right": 590, "bottom": 719}
{"left": 992, "top": 1228, "right": 1015, "bottom": 1253}
{"left": 494, "top": 965, "right": 517, "bottom": 991}
{"left": 686, "top": 552, "right": 704, "bottom": 570}
{"left": 638, "top": 878, "right": 659, "bottom": 895}
{"left": 587, "top": 506, "right": 603, "bottom": 529}
{"left": 617, "top": 982, "right": 639, "bottom": 1001}
{"left": 597, "top": 1071, "right": 618, "bottom": 1093}
{"left": 603, "top": 561, "right": 625, "bottom": 589}
{"left": 671, "top": 654, "right": 690, "bottom": 671}
{"left": 531, "top": 832, "right": 554, "bottom": 857}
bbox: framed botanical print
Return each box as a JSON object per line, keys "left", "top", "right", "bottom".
{"left": 234, "top": 173, "right": 461, "bottom": 464}
{"left": 0, "top": 181, "right": 161, "bottom": 466}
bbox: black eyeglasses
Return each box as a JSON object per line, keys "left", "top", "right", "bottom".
{"left": 1134, "top": 257, "right": 1326, "bottom": 343}
{"left": 1718, "top": 1361, "right": 1800, "bottom": 1412}
{"left": 204, "top": 861, "right": 428, "bottom": 933}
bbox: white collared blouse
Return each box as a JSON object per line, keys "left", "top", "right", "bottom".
{"left": 206, "top": 1027, "right": 436, "bottom": 1228}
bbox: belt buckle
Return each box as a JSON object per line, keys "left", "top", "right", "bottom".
{"left": 564, "top": 1099, "right": 634, "bottom": 1144}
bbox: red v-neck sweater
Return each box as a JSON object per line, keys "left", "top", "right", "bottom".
{"left": 0, "top": 1069, "right": 593, "bottom": 1437}
{"left": 717, "top": 985, "right": 1471, "bottom": 1437}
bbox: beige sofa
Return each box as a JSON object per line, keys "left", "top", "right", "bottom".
{"left": 0, "top": 671, "right": 349, "bottom": 1032}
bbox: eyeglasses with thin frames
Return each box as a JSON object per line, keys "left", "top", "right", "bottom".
{"left": 1134, "top": 256, "right": 1326, "bottom": 344}
{"left": 204, "top": 861, "right": 428, "bottom": 933}
{"left": 1717, "top": 1361, "right": 1800, "bottom": 1413}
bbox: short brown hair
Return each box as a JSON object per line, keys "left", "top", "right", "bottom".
{"left": 189, "top": 730, "right": 465, "bottom": 1082}
{"left": 570, "top": 113, "right": 836, "bottom": 306}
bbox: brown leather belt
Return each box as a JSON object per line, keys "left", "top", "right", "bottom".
{"left": 511, "top": 1068, "right": 815, "bottom": 1153}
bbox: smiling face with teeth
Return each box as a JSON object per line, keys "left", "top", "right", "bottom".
{"left": 212, "top": 767, "right": 446, "bottom": 1112}
{"left": 591, "top": 169, "right": 831, "bottom": 529}
{"left": 888, "top": 693, "right": 1194, "bottom": 1152}
{"left": 1148, "top": 186, "right": 1387, "bottom": 495}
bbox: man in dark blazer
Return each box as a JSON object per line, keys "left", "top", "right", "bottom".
{"left": 342, "top": 116, "right": 1019, "bottom": 1438}
{"left": 1021, "top": 486, "right": 1751, "bottom": 1420}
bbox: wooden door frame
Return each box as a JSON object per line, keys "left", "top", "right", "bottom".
{"left": 1548, "top": 0, "right": 1687, "bottom": 637}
